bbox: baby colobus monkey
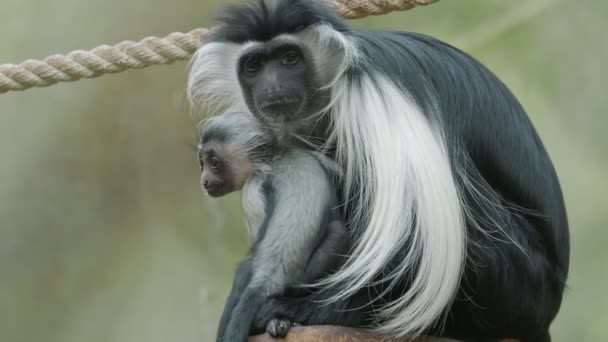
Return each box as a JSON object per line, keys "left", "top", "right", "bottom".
{"left": 197, "top": 111, "right": 347, "bottom": 342}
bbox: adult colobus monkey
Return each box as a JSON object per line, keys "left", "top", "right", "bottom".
{"left": 188, "top": 0, "right": 570, "bottom": 341}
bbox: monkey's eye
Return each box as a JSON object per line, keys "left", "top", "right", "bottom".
{"left": 244, "top": 57, "right": 262, "bottom": 73}
{"left": 281, "top": 51, "right": 301, "bottom": 65}
{"left": 209, "top": 157, "right": 220, "bottom": 170}
{"left": 197, "top": 150, "right": 206, "bottom": 167}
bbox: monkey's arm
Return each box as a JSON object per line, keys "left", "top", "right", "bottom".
{"left": 297, "top": 219, "right": 347, "bottom": 285}
{"left": 252, "top": 285, "right": 372, "bottom": 335}
{"left": 255, "top": 219, "right": 368, "bottom": 336}
{"left": 253, "top": 150, "right": 339, "bottom": 285}
{"left": 235, "top": 151, "right": 346, "bottom": 338}
{"left": 263, "top": 218, "right": 349, "bottom": 338}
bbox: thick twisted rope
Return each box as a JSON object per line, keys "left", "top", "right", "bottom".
{"left": 332, "top": 0, "right": 436, "bottom": 18}
{"left": 0, "top": 29, "right": 211, "bottom": 94}
{"left": 0, "top": 0, "right": 437, "bottom": 94}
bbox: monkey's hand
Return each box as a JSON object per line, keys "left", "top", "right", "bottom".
{"left": 252, "top": 290, "right": 369, "bottom": 335}
{"left": 252, "top": 296, "right": 309, "bottom": 335}
{"left": 265, "top": 317, "right": 296, "bottom": 338}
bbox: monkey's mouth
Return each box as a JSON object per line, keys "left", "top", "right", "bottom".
{"left": 205, "top": 186, "right": 228, "bottom": 198}
{"left": 258, "top": 96, "right": 302, "bottom": 111}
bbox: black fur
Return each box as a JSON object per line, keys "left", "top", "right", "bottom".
{"left": 211, "top": 0, "right": 349, "bottom": 43}
{"left": 209, "top": 1, "right": 569, "bottom": 341}
{"left": 215, "top": 260, "right": 253, "bottom": 342}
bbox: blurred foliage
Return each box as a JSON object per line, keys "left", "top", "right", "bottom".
{"left": 0, "top": 0, "right": 606, "bottom": 341}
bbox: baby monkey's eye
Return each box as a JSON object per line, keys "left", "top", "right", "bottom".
{"left": 281, "top": 51, "right": 301, "bottom": 65}
{"left": 198, "top": 152, "right": 205, "bottom": 169}
{"left": 209, "top": 157, "right": 220, "bottom": 170}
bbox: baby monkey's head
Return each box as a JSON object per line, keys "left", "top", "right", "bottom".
{"left": 197, "top": 112, "right": 273, "bottom": 197}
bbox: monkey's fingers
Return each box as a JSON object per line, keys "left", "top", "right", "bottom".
{"left": 265, "top": 318, "right": 291, "bottom": 338}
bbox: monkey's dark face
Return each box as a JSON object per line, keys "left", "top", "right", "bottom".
{"left": 198, "top": 141, "right": 254, "bottom": 198}
{"left": 237, "top": 41, "right": 328, "bottom": 124}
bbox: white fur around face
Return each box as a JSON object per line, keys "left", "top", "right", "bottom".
{"left": 187, "top": 42, "right": 249, "bottom": 116}
{"left": 187, "top": 25, "right": 357, "bottom": 118}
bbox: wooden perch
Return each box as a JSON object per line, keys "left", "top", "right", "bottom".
{"left": 249, "top": 326, "right": 519, "bottom": 341}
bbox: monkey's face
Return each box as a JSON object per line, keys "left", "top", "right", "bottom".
{"left": 237, "top": 40, "right": 330, "bottom": 125}
{"left": 198, "top": 141, "right": 254, "bottom": 198}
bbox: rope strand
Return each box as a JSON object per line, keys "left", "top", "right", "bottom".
{"left": 0, "top": 0, "right": 437, "bottom": 94}
{"left": 330, "top": 0, "right": 436, "bottom": 18}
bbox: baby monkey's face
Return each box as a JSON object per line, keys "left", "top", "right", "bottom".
{"left": 198, "top": 140, "right": 255, "bottom": 197}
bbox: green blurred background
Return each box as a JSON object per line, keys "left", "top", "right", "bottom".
{"left": 0, "top": 0, "right": 606, "bottom": 341}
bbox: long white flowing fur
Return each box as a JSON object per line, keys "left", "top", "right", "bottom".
{"left": 321, "top": 72, "right": 466, "bottom": 336}
{"left": 187, "top": 24, "right": 467, "bottom": 337}
{"left": 288, "top": 26, "right": 467, "bottom": 335}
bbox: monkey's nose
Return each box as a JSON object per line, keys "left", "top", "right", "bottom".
{"left": 203, "top": 179, "right": 209, "bottom": 188}
{"left": 263, "top": 85, "right": 283, "bottom": 95}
